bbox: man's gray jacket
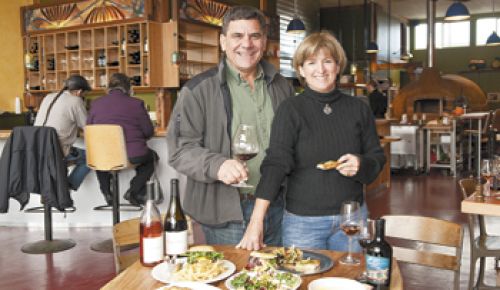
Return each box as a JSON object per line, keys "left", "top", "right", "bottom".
{"left": 166, "top": 59, "right": 293, "bottom": 225}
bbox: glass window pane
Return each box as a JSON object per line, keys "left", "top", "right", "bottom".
{"left": 443, "top": 21, "right": 470, "bottom": 47}
{"left": 415, "top": 23, "right": 427, "bottom": 50}
{"left": 476, "top": 18, "right": 500, "bottom": 46}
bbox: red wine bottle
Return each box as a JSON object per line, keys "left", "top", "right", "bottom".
{"left": 366, "top": 218, "right": 392, "bottom": 289}
{"left": 140, "top": 181, "right": 164, "bottom": 266}
{"left": 164, "top": 179, "right": 188, "bottom": 256}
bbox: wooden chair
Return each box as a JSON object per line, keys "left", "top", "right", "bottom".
{"left": 84, "top": 124, "right": 141, "bottom": 252}
{"left": 459, "top": 178, "right": 500, "bottom": 290}
{"left": 112, "top": 215, "right": 195, "bottom": 273}
{"left": 381, "top": 215, "right": 463, "bottom": 290}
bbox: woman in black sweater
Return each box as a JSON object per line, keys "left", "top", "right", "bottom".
{"left": 237, "top": 31, "right": 385, "bottom": 252}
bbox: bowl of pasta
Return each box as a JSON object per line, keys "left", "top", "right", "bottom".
{"left": 151, "top": 246, "right": 235, "bottom": 284}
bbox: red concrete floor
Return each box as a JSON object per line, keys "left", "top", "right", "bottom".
{"left": 0, "top": 170, "right": 498, "bottom": 290}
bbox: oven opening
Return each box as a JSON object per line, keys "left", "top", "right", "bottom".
{"left": 413, "top": 98, "right": 444, "bottom": 115}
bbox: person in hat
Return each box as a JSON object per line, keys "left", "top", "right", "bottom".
{"left": 34, "top": 74, "right": 92, "bottom": 191}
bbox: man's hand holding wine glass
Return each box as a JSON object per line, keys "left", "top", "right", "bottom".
{"left": 217, "top": 159, "right": 248, "bottom": 185}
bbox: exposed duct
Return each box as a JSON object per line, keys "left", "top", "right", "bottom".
{"left": 426, "top": 0, "right": 437, "bottom": 68}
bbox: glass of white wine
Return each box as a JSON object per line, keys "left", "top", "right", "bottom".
{"left": 231, "top": 124, "right": 259, "bottom": 188}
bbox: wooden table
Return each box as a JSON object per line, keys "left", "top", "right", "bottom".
{"left": 461, "top": 191, "right": 500, "bottom": 285}
{"left": 461, "top": 191, "right": 500, "bottom": 217}
{"left": 101, "top": 245, "right": 403, "bottom": 290}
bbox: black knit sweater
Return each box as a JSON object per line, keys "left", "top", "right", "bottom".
{"left": 256, "top": 86, "right": 386, "bottom": 216}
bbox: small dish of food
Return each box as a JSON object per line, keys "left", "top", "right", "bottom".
{"left": 316, "top": 160, "right": 340, "bottom": 170}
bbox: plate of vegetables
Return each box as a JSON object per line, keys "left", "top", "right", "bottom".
{"left": 225, "top": 265, "right": 301, "bottom": 290}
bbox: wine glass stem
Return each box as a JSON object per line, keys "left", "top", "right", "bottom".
{"left": 347, "top": 236, "right": 353, "bottom": 259}
{"left": 362, "top": 248, "right": 368, "bottom": 272}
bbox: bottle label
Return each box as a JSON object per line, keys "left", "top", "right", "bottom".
{"left": 165, "top": 230, "right": 188, "bottom": 255}
{"left": 142, "top": 236, "right": 164, "bottom": 263}
{"left": 366, "top": 255, "right": 390, "bottom": 284}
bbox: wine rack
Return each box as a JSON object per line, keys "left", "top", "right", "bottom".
{"left": 23, "top": 21, "right": 178, "bottom": 92}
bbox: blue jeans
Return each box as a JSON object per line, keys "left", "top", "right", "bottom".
{"left": 282, "top": 203, "right": 368, "bottom": 251}
{"left": 65, "top": 147, "right": 90, "bottom": 190}
{"left": 202, "top": 197, "right": 283, "bottom": 246}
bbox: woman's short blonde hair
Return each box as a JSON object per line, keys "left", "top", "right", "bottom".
{"left": 293, "top": 31, "right": 347, "bottom": 85}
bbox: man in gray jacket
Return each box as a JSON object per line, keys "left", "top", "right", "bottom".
{"left": 166, "top": 6, "right": 293, "bottom": 245}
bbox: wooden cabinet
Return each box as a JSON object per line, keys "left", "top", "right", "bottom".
{"left": 24, "top": 21, "right": 178, "bottom": 92}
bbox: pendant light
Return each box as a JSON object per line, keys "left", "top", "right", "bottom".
{"left": 444, "top": 1, "right": 470, "bottom": 21}
{"left": 366, "top": 1, "right": 379, "bottom": 53}
{"left": 486, "top": 0, "right": 500, "bottom": 46}
{"left": 286, "top": 0, "right": 305, "bottom": 34}
{"left": 366, "top": 41, "right": 379, "bottom": 53}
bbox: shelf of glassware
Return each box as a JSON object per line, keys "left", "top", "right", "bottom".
{"left": 178, "top": 21, "right": 220, "bottom": 81}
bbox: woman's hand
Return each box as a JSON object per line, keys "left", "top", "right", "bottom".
{"left": 236, "top": 218, "right": 265, "bottom": 250}
{"left": 337, "top": 154, "right": 360, "bottom": 177}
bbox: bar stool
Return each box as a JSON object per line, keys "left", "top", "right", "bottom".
{"left": 0, "top": 126, "right": 76, "bottom": 254}
{"left": 84, "top": 124, "right": 142, "bottom": 253}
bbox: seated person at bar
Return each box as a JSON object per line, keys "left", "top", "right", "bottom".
{"left": 34, "top": 75, "right": 91, "bottom": 191}
{"left": 367, "top": 79, "right": 387, "bottom": 118}
{"left": 237, "top": 31, "right": 385, "bottom": 251}
{"left": 87, "top": 73, "right": 156, "bottom": 206}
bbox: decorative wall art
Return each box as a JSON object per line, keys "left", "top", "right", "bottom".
{"left": 179, "top": 0, "right": 229, "bottom": 27}
{"left": 24, "top": 0, "right": 144, "bottom": 32}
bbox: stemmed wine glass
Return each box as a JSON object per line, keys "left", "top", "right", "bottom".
{"left": 340, "top": 201, "right": 361, "bottom": 265}
{"left": 357, "top": 218, "right": 374, "bottom": 280}
{"left": 231, "top": 124, "right": 259, "bottom": 188}
{"left": 481, "top": 159, "right": 493, "bottom": 196}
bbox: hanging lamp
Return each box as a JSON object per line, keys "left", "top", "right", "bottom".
{"left": 486, "top": 0, "right": 500, "bottom": 46}
{"left": 286, "top": 0, "right": 305, "bottom": 34}
{"left": 366, "top": 1, "right": 378, "bottom": 53}
{"left": 366, "top": 41, "right": 379, "bottom": 53}
{"left": 444, "top": 1, "right": 470, "bottom": 21}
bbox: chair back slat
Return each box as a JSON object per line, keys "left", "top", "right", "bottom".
{"left": 84, "top": 125, "right": 128, "bottom": 171}
{"left": 381, "top": 214, "right": 463, "bottom": 290}
{"left": 393, "top": 246, "right": 460, "bottom": 271}
{"left": 383, "top": 215, "right": 463, "bottom": 248}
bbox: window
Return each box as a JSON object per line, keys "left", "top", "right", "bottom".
{"left": 278, "top": 0, "right": 306, "bottom": 78}
{"left": 414, "top": 23, "right": 427, "bottom": 50}
{"left": 476, "top": 18, "right": 500, "bottom": 45}
{"left": 414, "top": 21, "right": 470, "bottom": 49}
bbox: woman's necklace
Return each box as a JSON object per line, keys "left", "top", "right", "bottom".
{"left": 323, "top": 103, "right": 332, "bottom": 115}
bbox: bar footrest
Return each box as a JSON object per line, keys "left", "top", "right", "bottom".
{"left": 24, "top": 206, "right": 76, "bottom": 213}
{"left": 93, "top": 203, "right": 142, "bottom": 212}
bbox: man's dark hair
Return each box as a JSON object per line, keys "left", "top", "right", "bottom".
{"left": 221, "top": 5, "right": 267, "bottom": 36}
{"left": 65, "top": 75, "right": 91, "bottom": 92}
{"left": 108, "top": 73, "right": 131, "bottom": 94}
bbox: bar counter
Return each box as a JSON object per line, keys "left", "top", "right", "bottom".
{"left": 0, "top": 128, "right": 178, "bottom": 228}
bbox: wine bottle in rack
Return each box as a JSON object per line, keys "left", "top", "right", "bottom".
{"left": 366, "top": 218, "right": 393, "bottom": 290}
{"left": 140, "top": 180, "right": 164, "bottom": 267}
{"left": 164, "top": 178, "right": 188, "bottom": 257}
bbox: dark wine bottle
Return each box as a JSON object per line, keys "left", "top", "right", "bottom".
{"left": 366, "top": 218, "right": 393, "bottom": 289}
{"left": 139, "top": 181, "right": 164, "bottom": 267}
{"left": 164, "top": 178, "right": 188, "bottom": 256}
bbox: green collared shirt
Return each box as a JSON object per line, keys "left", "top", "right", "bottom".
{"left": 226, "top": 61, "right": 274, "bottom": 194}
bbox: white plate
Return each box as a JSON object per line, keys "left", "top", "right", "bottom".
{"left": 151, "top": 260, "right": 235, "bottom": 284}
{"left": 156, "top": 282, "right": 221, "bottom": 290}
{"left": 225, "top": 270, "right": 301, "bottom": 290}
{"left": 308, "top": 277, "right": 366, "bottom": 290}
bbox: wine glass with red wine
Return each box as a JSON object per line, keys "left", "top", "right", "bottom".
{"left": 357, "top": 218, "right": 374, "bottom": 280}
{"left": 231, "top": 124, "right": 259, "bottom": 188}
{"left": 340, "top": 201, "right": 361, "bottom": 265}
